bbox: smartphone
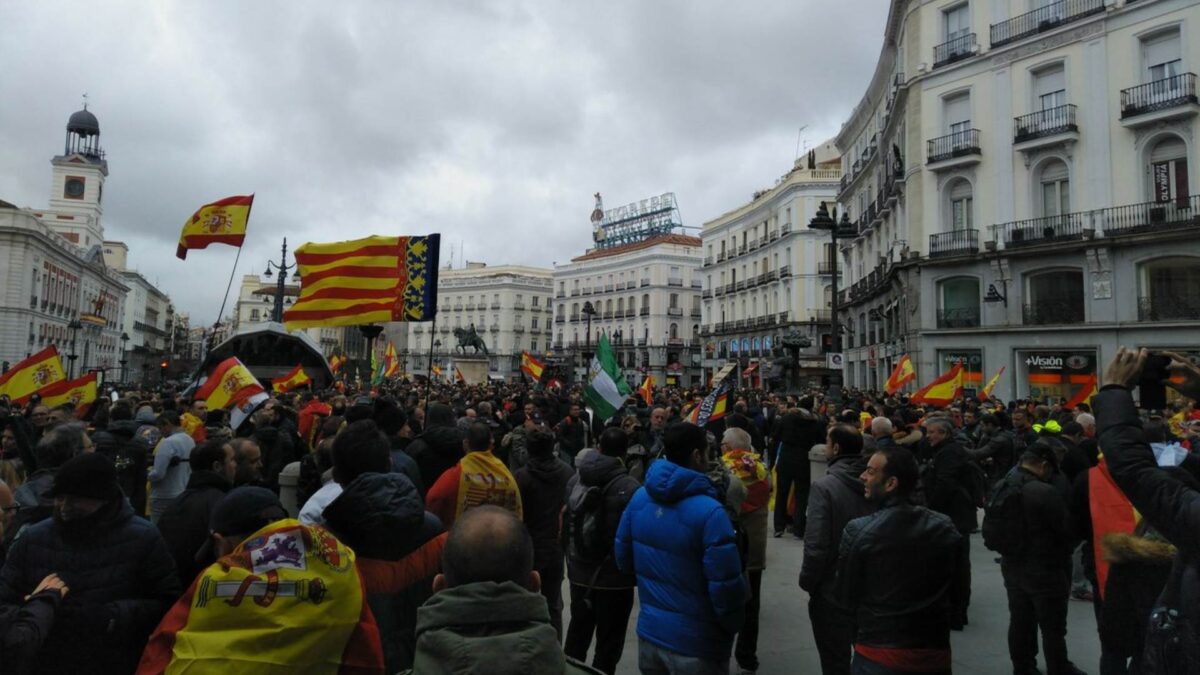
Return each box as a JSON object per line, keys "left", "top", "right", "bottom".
{"left": 1138, "top": 353, "right": 1171, "bottom": 411}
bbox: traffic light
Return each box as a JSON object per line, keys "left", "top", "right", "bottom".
{"left": 159, "top": 360, "right": 168, "bottom": 381}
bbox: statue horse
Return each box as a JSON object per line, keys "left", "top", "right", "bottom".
{"left": 452, "top": 326, "right": 489, "bottom": 356}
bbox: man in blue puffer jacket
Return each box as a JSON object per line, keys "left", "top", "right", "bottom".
{"left": 615, "top": 422, "right": 748, "bottom": 674}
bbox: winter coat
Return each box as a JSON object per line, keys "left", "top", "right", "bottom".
{"left": 923, "top": 439, "right": 976, "bottom": 534}
{"left": 0, "top": 589, "right": 61, "bottom": 675}
{"left": 971, "top": 428, "right": 1014, "bottom": 480}
{"left": 155, "top": 470, "right": 231, "bottom": 585}
{"left": 1101, "top": 530, "right": 1175, "bottom": 661}
{"left": 502, "top": 425, "right": 531, "bottom": 472}
{"left": 0, "top": 498, "right": 181, "bottom": 674}
{"left": 94, "top": 420, "right": 148, "bottom": 516}
{"left": 407, "top": 425, "right": 465, "bottom": 495}
{"left": 388, "top": 438, "right": 425, "bottom": 496}
{"left": 834, "top": 498, "right": 963, "bottom": 650}
{"left": 402, "top": 581, "right": 601, "bottom": 675}
{"left": 772, "top": 409, "right": 824, "bottom": 469}
{"left": 252, "top": 423, "right": 298, "bottom": 490}
{"left": 1097, "top": 387, "right": 1200, "bottom": 675}
{"left": 515, "top": 454, "right": 574, "bottom": 570}
{"left": 800, "top": 453, "right": 875, "bottom": 603}
{"left": 5, "top": 471, "right": 54, "bottom": 547}
{"left": 323, "top": 472, "right": 444, "bottom": 675}
{"left": 999, "top": 467, "right": 1076, "bottom": 597}
{"left": 565, "top": 450, "right": 640, "bottom": 590}
{"left": 615, "top": 459, "right": 748, "bottom": 662}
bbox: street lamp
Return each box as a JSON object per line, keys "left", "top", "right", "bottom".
{"left": 808, "top": 201, "right": 857, "bottom": 403}
{"left": 263, "top": 238, "right": 301, "bottom": 323}
{"left": 581, "top": 301, "right": 597, "bottom": 373}
{"left": 119, "top": 332, "right": 129, "bottom": 385}
{"left": 432, "top": 339, "right": 442, "bottom": 373}
{"left": 67, "top": 318, "right": 83, "bottom": 378}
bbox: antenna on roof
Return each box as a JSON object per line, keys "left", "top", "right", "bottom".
{"left": 794, "top": 124, "right": 808, "bottom": 163}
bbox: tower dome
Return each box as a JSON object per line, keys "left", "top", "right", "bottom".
{"left": 67, "top": 107, "right": 100, "bottom": 136}
{"left": 63, "top": 104, "right": 103, "bottom": 159}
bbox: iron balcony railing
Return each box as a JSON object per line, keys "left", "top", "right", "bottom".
{"left": 927, "top": 129, "right": 982, "bottom": 163}
{"left": 937, "top": 307, "right": 981, "bottom": 329}
{"left": 1121, "top": 73, "right": 1199, "bottom": 118}
{"left": 929, "top": 229, "right": 979, "bottom": 258}
{"left": 1023, "top": 299, "right": 1084, "bottom": 325}
{"left": 1139, "top": 294, "right": 1200, "bottom": 322}
{"left": 701, "top": 290, "right": 713, "bottom": 299}
{"left": 1014, "top": 104, "right": 1078, "bottom": 143}
{"left": 933, "top": 33, "right": 976, "bottom": 68}
{"left": 667, "top": 277, "right": 684, "bottom": 287}
{"left": 779, "top": 265, "right": 792, "bottom": 277}
{"left": 639, "top": 307, "right": 650, "bottom": 316}
{"left": 1099, "top": 194, "right": 1200, "bottom": 236}
{"left": 667, "top": 307, "right": 683, "bottom": 317}
{"left": 996, "top": 213, "right": 1086, "bottom": 248}
{"left": 818, "top": 261, "right": 836, "bottom": 274}
{"left": 990, "top": 0, "right": 1104, "bottom": 48}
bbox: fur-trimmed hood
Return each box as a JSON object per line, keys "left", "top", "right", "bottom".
{"left": 1102, "top": 531, "right": 1177, "bottom": 564}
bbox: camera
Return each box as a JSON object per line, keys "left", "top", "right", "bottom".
{"left": 1138, "top": 353, "right": 1171, "bottom": 411}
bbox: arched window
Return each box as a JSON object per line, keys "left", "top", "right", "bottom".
{"left": 616, "top": 297, "right": 624, "bottom": 314}
{"left": 1024, "top": 269, "right": 1084, "bottom": 325}
{"left": 946, "top": 178, "right": 973, "bottom": 230}
{"left": 1038, "top": 159, "right": 1070, "bottom": 217}
{"left": 641, "top": 294, "right": 650, "bottom": 312}
{"left": 1139, "top": 256, "right": 1200, "bottom": 321}
{"left": 937, "top": 277, "right": 980, "bottom": 328}
{"left": 571, "top": 302, "right": 579, "bottom": 318}
{"left": 669, "top": 323, "right": 679, "bottom": 339}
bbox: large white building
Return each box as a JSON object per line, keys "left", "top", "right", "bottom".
{"left": 404, "top": 262, "right": 553, "bottom": 378}
{"left": 553, "top": 193, "right": 704, "bottom": 387}
{"left": 699, "top": 145, "right": 843, "bottom": 388}
{"left": 0, "top": 107, "right": 131, "bottom": 379}
{"left": 834, "top": 0, "right": 1200, "bottom": 401}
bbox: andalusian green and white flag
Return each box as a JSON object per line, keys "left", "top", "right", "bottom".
{"left": 584, "top": 334, "right": 631, "bottom": 422}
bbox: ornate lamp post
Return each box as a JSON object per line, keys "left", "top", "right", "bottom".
{"left": 263, "top": 238, "right": 301, "bottom": 323}
{"left": 67, "top": 318, "right": 83, "bottom": 378}
{"left": 807, "top": 201, "right": 857, "bottom": 403}
{"left": 119, "top": 332, "right": 130, "bottom": 384}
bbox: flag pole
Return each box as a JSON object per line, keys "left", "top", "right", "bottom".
{"left": 214, "top": 245, "right": 244, "bottom": 334}
{"left": 423, "top": 312, "right": 437, "bottom": 422}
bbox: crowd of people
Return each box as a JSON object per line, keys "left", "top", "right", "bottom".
{"left": 0, "top": 347, "right": 1198, "bottom": 674}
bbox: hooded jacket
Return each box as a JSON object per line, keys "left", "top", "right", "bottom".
{"left": 323, "top": 472, "right": 444, "bottom": 675}
{"left": 565, "top": 450, "right": 640, "bottom": 589}
{"left": 615, "top": 459, "right": 747, "bottom": 662}
{"left": 403, "top": 581, "right": 600, "bottom": 675}
{"left": 407, "top": 405, "right": 466, "bottom": 494}
{"left": 155, "top": 469, "right": 231, "bottom": 585}
{"left": 515, "top": 453, "right": 574, "bottom": 569}
{"left": 800, "top": 452, "right": 875, "bottom": 602}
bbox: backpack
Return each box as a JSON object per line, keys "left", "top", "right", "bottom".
{"left": 565, "top": 476, "right": 621, "bottom": 563}
{"left": 981, "top": 471, "right": 1027, "bottom": 557}
{"left": 963, "top": 459, "right": 989, "bottom": 508}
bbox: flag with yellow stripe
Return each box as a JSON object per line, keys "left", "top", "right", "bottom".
{"left": 272, "top": 364, "right": 312, "bottom": 393}
{"left": 176, "top": 195, "right": 253, "bottom": 260}
{"left": 38, "top": 372, "right": 97, "bottom": 417}
{"left": 0, "top": 347, "right": 66, "bottom": 405}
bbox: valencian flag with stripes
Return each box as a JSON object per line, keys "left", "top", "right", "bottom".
{"left": 272, "top": 365, "right": 311, "bottom": 393}
{"left": 0, "top": 346, "right": 67, "bottom": 405}
{"left": 520, "top": 351, "right": 545, "bottom": 381}
{"left": 197, "top": 357, "right": 267, "bottom": 410}
{"left": 37, "top": 372, "right": 98, "bottom": 418}
{"left": 283, "top": 235, "right": 440, "bottom": 329}
{"left": 176, "top": 195, "right": 254, "bottom": 260}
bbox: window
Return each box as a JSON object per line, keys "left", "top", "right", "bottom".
{"left": 944, "top": 93, "right": 971, "bottom": 136}
{"left": 1143, "top": 30, "right": 1182, "bottom": 82}
{"left": 532, "top": 296, "right": 539, "bottom": 307}
{"left": 1039, "top": 160, "right": 1070, "bottom": 217}
{"left": 669, "top": 293, "right": 679, "bottom": 309}
{"left": 1024, "top": 269, "right": 1084, "bottom": 325}
{"left": 250, "top": 309, "right": 260, "bottom": 321}
{"left": 947, "top": 179, "right": 973, "bottom": 230}
{"left": 944, "top": 4, "right": 970, "bottom": 40}
{"left": 1033, "top": 64, "right": 1066, "bottom": 111}
{"left": 530, "top": 340, "right": 538, "bottom": 353}
{"left": 531, "top": 317, "right": 538, "bottom": 329}
{"left": 1140, "top": 257, "right": 1200, "bottom": 321}
{"left": 1148, "top": 136, "right": 1189, "bottom": 204}
{"left": 937, "top": 277, "right": 980, "bottom": 328}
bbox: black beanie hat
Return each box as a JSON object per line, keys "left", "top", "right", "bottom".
{"left": 47, "top": 453, "right": 121, "bottom": 501}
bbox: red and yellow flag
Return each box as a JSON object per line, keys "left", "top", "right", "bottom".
{"left": 0, "top": 346, "right": 67, "bottom": 405}
{"left": 272, "top": 365, "right": 312, "bottom": 393}
{"left": 431, "top": 364, "right": 443, "bottom": 378}
{"left": 639, "top": 376, "right": 654, "bottom": 406}
{"left": 520, "top": 352, "right": 545, "bottom": 381}
{"left": 37, "top": 372, "right": 97, "bottom": 417}
{"left": 176, "top": 195, "right": 254, "bottom": 260}
{"left": 137, "top": 519, "right": 384, "bottom": 674}
{"left": 979, "top": 366, "right": 1006, "bottom": 402}
{"left": 1088, "top": 461, "right": 1138, "bottom": 600}
{"left": 196, "top": 357, "right": 266, "bottom": 409}
{"left": 911, "top": 363, "right": 963, "bottom": 407}
{"left": 454, "top": 366, "right": 465, "bottom": 383}
{"left": 1065, "top": 373, "right": 1099, "bottom": 410}
{"left": 328, "top": 354, "right": 346, "bottom": 375}
{"left": 383, "top": 342, "right": 400, "bottom": 378}
{"left": 884, "top": 355, "right": 916, "bottom": 395}
{"left": 283, "top": 234, "right": 440, "bottom": 329}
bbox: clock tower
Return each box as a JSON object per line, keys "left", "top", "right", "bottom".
{"left": 44, "top": 103, "right": 108, "bottom": 249}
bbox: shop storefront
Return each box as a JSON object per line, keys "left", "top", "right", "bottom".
{"left": 1015, "top": 349, "right": 1098, "bottom": 403}
{"left": 937, "top": 349, "right": 984, "bottom": 399}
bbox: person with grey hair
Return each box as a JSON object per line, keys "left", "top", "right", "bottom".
{"left": 923, "top": 416, "right": 975, "bottom": 630}
{"left": 719, "top": 426, "right": 770, "bottom": 675}
{"left": 867, "top": 416, "right": 896, "bottom": 454}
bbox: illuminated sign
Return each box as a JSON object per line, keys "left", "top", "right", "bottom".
{"left": 591, "top": 192, "right": 682, "bottom": 249}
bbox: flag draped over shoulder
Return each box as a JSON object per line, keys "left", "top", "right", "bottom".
{"left": 979, "top": 366, "right": 1006, "bottom": 402}
{"left": 37, "top": 372, "right": 97, "bottom": 417}
{"left": 136, "top": 519, "right": 384, "bottom": 674}
{"left": 0, "top": 347, "right": 66, "bottom": 405}
{"left": 911, "top": 363, "right": 963, "bottom": 407}
{"left": 283, "top": 235, "right": 440, "bottom": 329}
{"left": 196, "top": 357, "right": 266, "bottom": 410}
{"left": 884, "top": 355, "right": 916, "bottom": 395}
{"left": 688, "top": 381, "right": 730, "bottom": 426}
{"left": 272, "top": 365, "right": 311, "bottom": 393}
{"left": 584, "top": 334, "right": 631, "bottom": 422}
{"left": 520, "top": 352, "right": 545, "bottom": 381}
{"left": 176, "top": 195, "right": 253, "bottom": 260}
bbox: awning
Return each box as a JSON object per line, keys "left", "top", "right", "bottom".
{"left": 742, "top": 363, "right": 759, "bottom": 378}
{"left": 712, "top": 362, "right": 738, "bottom": 385}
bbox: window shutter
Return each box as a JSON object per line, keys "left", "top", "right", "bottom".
{"left": 1143, "top": 32, "right": 1181, "bottom": 69}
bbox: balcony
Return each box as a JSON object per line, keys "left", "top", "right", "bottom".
{"left": 780, "top": 224, "right": 792, "bottom": 236}
{"left": 768, "top": 230, "right": 779, "bottom": 241}
{"left": 937, "top": 307, "right": 981, "bottom": 329}
{"left": 996, "top": 212, "right": 1085, "bottom": 248}
{"left": 691, "top": 279, "right": 703, "bottom": 289}
{"left": 637, "top": 338, "right": 648, "bottom": 346}
{"left": 555, "top": 291, "right": 565, "bottom": 299}
{"left": 933, "top": 33, "right": 977, "bottom": 68}
{"left": 554, "top": 315, "right": 565, "bottom": 324}
{"left": 690, "top": 308, "right": 702, "bottom": 318}
{"left": 779, "top": 265, "right": 792, "bottom": 278}
{"left": 927, "top": 130, "right": 982, "bottom": 169}
{"left": 602, "top": 311, "right": 613, "bottom": 319}
{"left": 928, "top": 229, "right": 979, "bottom": 258}
{"left": 490, "top": 302, "right": 501, "bottom": 310}
{"left": 570, "top": 289, "right": 580, "bottom": 297}
{"left": 717, "top": 252, "right": 727, "bottom": 263}
{"left": 701, "top": 289, "right": 713, "bottom": 299}
{"left": 465, "top": 304, "right": 476, "bottom": 311}
{"left": 1120, "top": 74, "right": 1200, "bottom": 126}
{"left": 725, "top": 283, "right": 736, "bottom": 294}
{"left": 704, "top": 256, "right": 713, "bottom": 266}
{"left": 667, "top": 337, "right": 684, "bottom": 347}
{"left": 604, "top": 284, "right": 614, "bottom": 292}
{"left": 735, "top": 280, "right": 746, "bottom": 291}
{"left": 639, "top": 307, "right": 650, "bottom": 316}
{"left": 513, "top": 326, "right": 525, "bottom": 334}
{"left": 1099, "top": 194, "right": 1200, "bottom": 237}
{"left": 624, "top": 309, "right": 635, "bottom": 318}
{"left": 667, "top": 277, "right": 683, "bottom": 287}
{"left": 989, "top": 0, "right": 1104, "bottom": 48}
{"left": 737, "top": 245, "right": 747, "bottom": 256}
{"left": 1013, "top": 104, "right": 1079, "bottom": 152}
{"left": 748, "top": 238, "right": 760, "bottom": 251}
{"left": 581, "top": 287, "right": 592, "bottom": 296}
{"left": 513, "top": 302, "right": 525, "bottom": 311}
{"left": 640, "top": 278, "right": 650, "bottom": 287}
{"left": 714, "top": 286, "right": 726, "bottom": 297}
{"left": 667, "top": 307, "right": 683, "bottom": 317}
{"left": 766, "top": 270, "right": 778, "bottom": 282}
{"left": 778, "top": 311, "right": 790, "bottom": 324}
{"left": 1139, "top": 293, "right": 1200, "bottom": 322}
{"left": 569, "top": 314, "right": 580, "bottom": 322}
{"left": 1023, "top": 299, "right": 1084, "bottom": 326}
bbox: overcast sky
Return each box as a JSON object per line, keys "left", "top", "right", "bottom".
{"left": 0, "top": 1, "right": 887, "bottom": 325}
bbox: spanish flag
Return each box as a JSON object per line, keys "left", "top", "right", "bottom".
{"left": 1065, "top": 373, "right": 1098, "bottom": 410}
{"left": 688, "top": 382, "right": 729, "bottom": 426}
{"left": 884, "top": 355, "right": 916, "bottom": 395}
{"left": 283, "top": 234, "right": 440, "bottom": 329}
{"left": 137, "top": 519, "right": 384, "bottom": 674}
{"left": 0, "top": 346, "right": 66, "bottom": 405}
{"left": 520, "top": 351, "right": 545, "bottom": 381}
{"left": 196, "top": 357, "right": 266, "bottom": 409}
{"left": 431, "top": 364, "right": 443, "bottom": 378}
{"left": 329, "top": 354, "right": 345, "bottom": 375}
{"left": 384, "top": 342, "right": 400, "bottom": 378}
{"left": 639, "top": 375, "right": 654, "bottom": 406}
{"left": 176, "top": 195, "right": 254, "bottom": 260}
{"left": 978, "top": 366, "right": 1006, "bottom": 402}
{"left": 37, "top": 372, "right": 97, "bottom": 418}
{"left": 911, "top": 363, "right": 964, "bottom": 407}
{"left": 272, "top": 365, "right": 312, "bottom": 393}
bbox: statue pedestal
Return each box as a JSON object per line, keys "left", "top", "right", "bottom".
{"left": 453, "top": 357, "right": 489, "bottom": 385}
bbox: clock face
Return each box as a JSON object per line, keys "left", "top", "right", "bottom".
{"left": 64, "top": 178, "right": 85, "bottom": 199}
